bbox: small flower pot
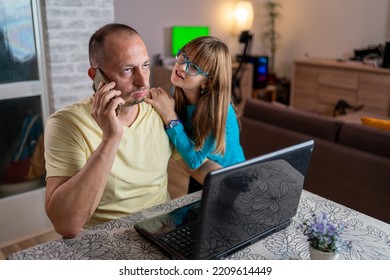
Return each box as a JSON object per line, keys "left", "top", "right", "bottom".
{"left": 309, "top": 245, "right": 338, "bottom": 260}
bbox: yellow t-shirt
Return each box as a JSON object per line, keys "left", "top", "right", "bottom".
{"left": 44, "top": 97, "right": 172, "bottom": 228}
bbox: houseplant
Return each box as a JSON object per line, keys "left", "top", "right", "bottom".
{"left": 262, "top": 1, "right": 282, "bottom": 84}
{"left": 299, "top": 212, "right": 352, "bottom": 260}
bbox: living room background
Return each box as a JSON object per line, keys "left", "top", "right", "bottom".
{"left": 115, "top": 0, "right": 390, "bottom": 79}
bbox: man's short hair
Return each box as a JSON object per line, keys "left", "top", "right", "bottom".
{"left": 89, "top": 23, "right": 139, "bottom": 67}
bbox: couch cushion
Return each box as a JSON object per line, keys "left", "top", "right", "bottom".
{"left": 304, "top": 140, "right": 390, "bottom": 223}
{"left": 337, "top": 122, "right": 390, "bottom": 158}
{"left": 240, "top": 117, "right": 314, "bottom": 159}
{"left": 243, "top": 99, "right": 342, "bottom": 142}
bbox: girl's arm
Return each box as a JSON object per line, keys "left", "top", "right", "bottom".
{"left": 166, "top": 123, "right": 215, "bottom": 169}
{"left": 145, "top": 87, "right": 215, "bottom": 169}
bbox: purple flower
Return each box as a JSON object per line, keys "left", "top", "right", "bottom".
{"left": 298, "top": 212, "right": 352, "bottom": 253}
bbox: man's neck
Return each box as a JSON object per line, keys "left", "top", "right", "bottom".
{"left": 118, "top": 104, "right": 140, "bottom": 127}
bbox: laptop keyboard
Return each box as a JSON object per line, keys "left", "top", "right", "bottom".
{"left": 160, "top": 223, "right": 197, "bottom": 257}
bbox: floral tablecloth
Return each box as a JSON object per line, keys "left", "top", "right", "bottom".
{"left": 8, "top": 190, "right": 390, "bottom": 260}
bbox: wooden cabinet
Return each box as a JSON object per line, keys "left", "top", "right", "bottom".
{"left": 291, "top": 59, "right": 390, "bottom": 116}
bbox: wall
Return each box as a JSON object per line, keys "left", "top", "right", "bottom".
{"left": 265, "top": 0, "right": 390, "bottom": 78}
{"left": 114, "top": 0, "right": 238, "bottom": 62}
{"left": 42, "top": 0, "right": 115, "bottom": 112}
{"left": 387, "top": 0, "right": 390, "bottom": 39}
{"left": 114, "top": 0, "right": 389, "bottom": 79}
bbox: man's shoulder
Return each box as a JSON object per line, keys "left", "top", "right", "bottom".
{"left": 49, "top": 96, "right": 92, "bottom": 120}
{"left": 139, "top": 101, "right": 153, "bottom": 112}
{"left": 137, "top": 102, "right": 167, "bottom": 134}
{"left": 139, "top": 102, "right": 162, "bottom": 119}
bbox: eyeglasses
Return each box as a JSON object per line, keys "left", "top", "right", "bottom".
{"left": 175, "top": 49, "right": 209, "bottom": 78}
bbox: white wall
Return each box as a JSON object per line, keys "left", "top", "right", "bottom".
{"left": 43, "top": 0, "right": 115, "bottom": 111}
{"left": 114, "top": 0, "right": 238, "bottom": 60}
{"left": 269, "top": 0, "right": 390, "bottom": 77}
{"left": 0, "top": 188, "right": 52, "bottom": 246}
{"left": 114, "top": 0, "right": 389, "bottom": 79}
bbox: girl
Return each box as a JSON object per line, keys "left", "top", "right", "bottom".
{"left": 146, "top": 36, "right": 245, "bottom": 190}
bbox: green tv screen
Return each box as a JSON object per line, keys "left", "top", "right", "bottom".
{"left": 171, "top": 26, "right": 209, "bottom": 56}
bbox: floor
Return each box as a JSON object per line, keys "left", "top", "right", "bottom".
{"left": 0, "top": 158, "right": 190, "bottom": 260}
{"left": 0, "top": 230, "right": 61, "bottom": 260}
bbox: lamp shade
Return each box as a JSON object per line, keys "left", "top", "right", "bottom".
{"left": 233, "top": 1, "right": 254, "bottom": 34}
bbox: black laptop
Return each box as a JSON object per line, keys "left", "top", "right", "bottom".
{"left": 134, "top": 140, "right": 314, "bottom": 259}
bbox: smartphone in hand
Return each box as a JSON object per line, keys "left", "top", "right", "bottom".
{"left": 92, "top": 69, "right": 122, "bottom": 115}
{"left": 92, "top": 68, "right": 110, "bottom": 92}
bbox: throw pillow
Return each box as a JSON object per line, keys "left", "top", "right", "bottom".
{"left": 361, "top": 116, "right": 390, "bottom": 132}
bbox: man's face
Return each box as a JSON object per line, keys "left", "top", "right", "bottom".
{"left": 101, "top": 33, "right": 151, "bottom": 106}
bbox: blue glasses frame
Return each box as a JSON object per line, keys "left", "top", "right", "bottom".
{"left": 176, "top": 49, "right": 209, "bottom": 78}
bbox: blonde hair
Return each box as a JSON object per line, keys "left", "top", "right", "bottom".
{"left": 173, "top": 36, "right": 234, "bottom": 155}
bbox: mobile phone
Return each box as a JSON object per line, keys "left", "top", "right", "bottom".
{"left": 92, "top": 68, "right": 110, "bottom": 92}
{"left": 92, "top": 69, "right": 122, "bottom": 115}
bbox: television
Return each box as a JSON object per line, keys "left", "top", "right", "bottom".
{"left": 171, "top": 26, "right": 210, "bottom": 57}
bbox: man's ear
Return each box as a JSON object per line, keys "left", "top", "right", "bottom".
{"left": 88, "top": 68, "right": 96, "bottom": 80}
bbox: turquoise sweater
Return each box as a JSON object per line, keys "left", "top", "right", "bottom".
{"left": 166, "top": 103, "right": 245, "bottom": 169}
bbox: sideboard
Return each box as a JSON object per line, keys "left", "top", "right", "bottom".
{"left": 291, "top": 58, "right": 390, "bottom": 116}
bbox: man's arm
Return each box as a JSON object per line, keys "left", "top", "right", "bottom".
{"left": 45, "top": 82, "right": 124, "bottom": 238}
{"left": 45, "top": 136, "right": 121, "bottom": 238}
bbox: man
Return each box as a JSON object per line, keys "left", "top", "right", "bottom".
{"left": 44, "top": 23, "right": 218, "bottom": 238}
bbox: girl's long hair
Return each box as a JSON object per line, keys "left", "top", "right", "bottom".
{"left": 173, "top": 36, "right": 233, "bottom": 155}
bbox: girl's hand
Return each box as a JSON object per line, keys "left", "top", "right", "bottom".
{"left": 145, "top": 87, "right": 178, "bottom": 124}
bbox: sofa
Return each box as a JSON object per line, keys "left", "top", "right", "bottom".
{"left": 240, "top": 98, "right": 390, "bottom": 223}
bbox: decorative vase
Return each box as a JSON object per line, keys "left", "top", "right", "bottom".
{"left": 309, "top": 245, "right": 338, "bottom": 260}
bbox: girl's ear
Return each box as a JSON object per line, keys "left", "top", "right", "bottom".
{"left": 202, "top": 80, "right": 210, "bottom": 89}
{"left": 200, "top": 81, "right": 208, "bottom": 95}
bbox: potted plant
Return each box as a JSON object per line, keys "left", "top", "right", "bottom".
{"left": 298, "top": 212, "right": 352, "bottom": 260}
{"left": 262, "top": 1, "right": 282, "bottom": 84}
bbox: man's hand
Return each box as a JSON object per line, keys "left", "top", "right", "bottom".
{"left": 91, "top": 81, "right": 124, "bottom": 140}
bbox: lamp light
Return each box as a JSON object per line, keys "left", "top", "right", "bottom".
{"left": 233, "top": 1, "right": 254, "bottom": 35}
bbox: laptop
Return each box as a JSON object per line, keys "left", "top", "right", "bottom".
{"left": 134, "top": 140, "right": 314, "bottom": 259}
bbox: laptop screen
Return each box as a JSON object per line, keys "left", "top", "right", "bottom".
{"left": 194, "top": 159, "right": 305, "bottom": 259}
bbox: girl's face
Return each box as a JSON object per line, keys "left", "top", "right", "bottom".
{"left": 170, "top": 50, "right": 209, "bottom": 103}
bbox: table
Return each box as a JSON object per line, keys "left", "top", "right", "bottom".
{"left": 8, "top": 190, "right": 390, "bottom": 260}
